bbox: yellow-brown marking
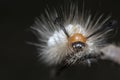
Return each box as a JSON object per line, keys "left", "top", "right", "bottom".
{"left": 68, "top": 33, "right": 86, "bottom": 44}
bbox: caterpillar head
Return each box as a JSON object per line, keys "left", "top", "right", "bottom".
{"left": 68, "top": 33, "right": 86, "bottom": 52}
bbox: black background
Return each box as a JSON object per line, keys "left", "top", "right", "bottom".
{"left": 1, "top": 0, "right": 120, "bottom": 80}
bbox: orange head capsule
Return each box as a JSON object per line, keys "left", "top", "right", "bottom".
{"left": 68, "top": 33, "right": 87, "bottom": 52}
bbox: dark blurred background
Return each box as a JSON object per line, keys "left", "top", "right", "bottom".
{"left": 1, "top": 0, "right": 120, "bottom": 80}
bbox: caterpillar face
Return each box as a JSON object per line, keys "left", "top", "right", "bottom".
{"left": 68, "top": 33, "right": 86, "bottom": 52}
{"left": 31, "top": 3, "right": 113, "bottom": 65}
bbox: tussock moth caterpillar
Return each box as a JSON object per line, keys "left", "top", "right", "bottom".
{"left": 31, "top": 2, "right": 117, "bottom": 67}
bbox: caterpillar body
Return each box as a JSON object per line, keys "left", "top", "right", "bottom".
{"left": 31, "top": 2, "right": 114, "bottom": 66}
